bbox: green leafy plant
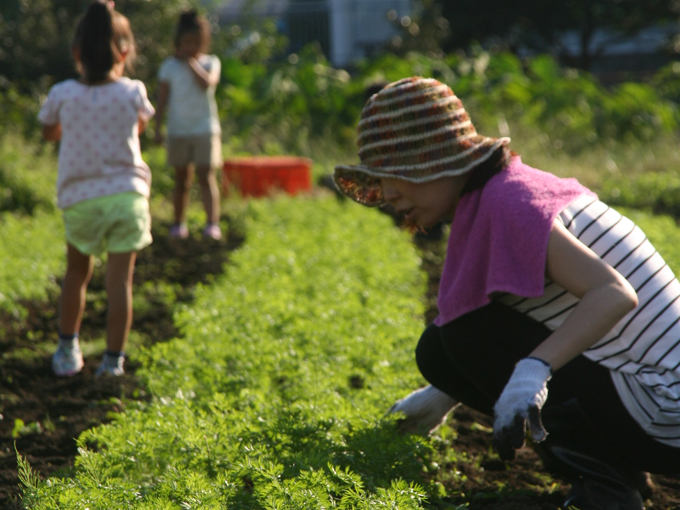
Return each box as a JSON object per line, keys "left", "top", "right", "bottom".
{"left": 20, "top": 196, "right": 441, "bottom": 508}
{"left": 0, "top": 210, "right": 64, "bottom": 316}
{"left": 16, "top": 444, "right": 43, "bottom": 510}
{"left": 600, "top": 171, "right": 680, "bottom": 219}
{"left": 12, "top": 419, "right": 43, "bottom": 438}
{"left": 0, "top": 134, "right": 57, "bottom": 215}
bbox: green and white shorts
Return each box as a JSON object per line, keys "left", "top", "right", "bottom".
{"left": 62, "top": 192, "right": 152, "bottom": 255}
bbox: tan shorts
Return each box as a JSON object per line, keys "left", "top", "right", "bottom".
{"left": 166, "top": 134, "right": 223, "bottom": 168}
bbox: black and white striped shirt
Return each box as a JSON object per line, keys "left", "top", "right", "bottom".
{"left": 495, "top": 194, "right": 680, "bottom": 447}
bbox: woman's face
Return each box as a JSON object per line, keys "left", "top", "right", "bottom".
{"left": 379, "top": 176, "right": 462, "bottom": 228}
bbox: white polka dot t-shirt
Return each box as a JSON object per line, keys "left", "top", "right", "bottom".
{"left": 38, "top": 77, "right": 155, "bottom": 209}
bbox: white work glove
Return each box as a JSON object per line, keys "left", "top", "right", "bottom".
{"left": 389, "top": 385, "right": 459, "bottom": 435}
{"left": 493, "top": 357, "right": 552, "bottom": 461}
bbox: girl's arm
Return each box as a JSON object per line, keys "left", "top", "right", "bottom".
{"left": 138, "top": 115, "right": 149, "bottom": 134}
{"left": 529, "top": 219, "right": 638, "bottom": 370}
{"left": 154, "top": 81, "right": 169, "bottom": 145}
{"left": 42, "top": 123, "right": 62, "bottom": 141}
{"left": 491, "top": 218, "right": 638, "bottom": 460}
{"left": 186, "top": 57, "right": 220, "bottom": 89}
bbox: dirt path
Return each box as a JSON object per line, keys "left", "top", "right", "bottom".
{"left": 0, "top": 215, "right": 678, "bottom": 509}
{"left": 0, "top": 218, "right": 244, "bottom": 509}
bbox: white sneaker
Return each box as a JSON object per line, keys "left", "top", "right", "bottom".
{"left": 202, "top": 223, "right": 222, "bottom": 240}
{"left": 95, "top": 356, "right": 125, "bottom": 377}
{"left": 169, "top": 224, "right": 189, "bottom": 239}
{"left": 52, "top": 344, "right": 84, "bottom": 376}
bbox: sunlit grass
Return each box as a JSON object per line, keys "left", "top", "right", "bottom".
{"left": 473, "top": 118, "right": 680, "bottom": 192}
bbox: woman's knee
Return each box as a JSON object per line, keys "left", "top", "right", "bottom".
{"left": 414, "top": 324, "right": 461, "bottom": 395}
{"left": 415, "top": 324, "right": 444, "bottom": 376}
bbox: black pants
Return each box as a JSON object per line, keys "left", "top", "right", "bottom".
{"left": 416, "top": 302, "right": 680, "bottom": 474}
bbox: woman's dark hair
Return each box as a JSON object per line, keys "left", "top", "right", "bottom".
{"left": 460, "top": 145, "right": 516, "bottom": 197}
{"left": 73, "top": 1, "right": 135, "bottom": 84}
{"left": 174, "top": 10, "right": 211, "bottom": 51}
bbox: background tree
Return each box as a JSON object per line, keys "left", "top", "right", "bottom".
{"left": 0, "top": 0, "right": 285, "bottom": 88}
{"left": 386, "top": 0, "right": 450, "bottom": 58}
{"left": 432, "top": 0, "right": 680, "bottom": 72}
{"left": 0, "top": 0, "right": 204, "bottom": 88}
{"left": 0, "top": 0, "right": 287, "bottom": 141}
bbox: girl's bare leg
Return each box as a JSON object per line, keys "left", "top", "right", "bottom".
{"left": 105, "top": 251, "right": 137, "bottom": 353}
{"left": 59, "top": 243, "right": 94, "bottom": 335}
{"left": 173, "top": 165, "right": 193, "bottom": 225}
{"left": 197, "top": 164, "right": 220, "bottom": 225}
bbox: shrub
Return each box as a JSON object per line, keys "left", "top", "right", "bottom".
{"left": 615, "top": 207, "right": 680, "bottom": 276}
{"left": 0, "top": 134, "right": 56, "bottom": 215}
{"left": 599, "top": 171, "right": 680, "bottom": 218}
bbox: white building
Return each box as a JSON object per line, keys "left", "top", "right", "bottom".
{"left": 218, "top": 0, "right": 411, "bottom": 67}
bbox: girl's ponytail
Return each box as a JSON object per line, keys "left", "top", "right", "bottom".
{"left": 74, "top": 2, "right": 116, "bottom": 83}
{"left": 73, "top": 1, "right": 135, "bottom": 84}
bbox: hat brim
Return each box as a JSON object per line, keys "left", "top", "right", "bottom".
{"left": 334, "top": 136, "right": 510, "bottom": 206}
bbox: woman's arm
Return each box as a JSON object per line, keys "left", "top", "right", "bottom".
{"left": 491, "top": 218, "right": 639, "bottom": 460}
{"left": 529, "top": 219, "right": 638, "bottom": 370}
{"left": 186, "top": 57, "right": 220, "bottom": 89}
{"left": 42, "top": 123, "right": 62, "bottom": 141}
{"left": 154, "top": 81, "right": 169, "bottom": 145}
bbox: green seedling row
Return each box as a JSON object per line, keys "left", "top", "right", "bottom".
{"left": 0, "top": 210, "right": 64, "bottom": 317}
{"left": 19, "top": 196, "right": 449, "bottom": 509}
{"left": 15, "top": 197, "right": 680, "bottom": 509}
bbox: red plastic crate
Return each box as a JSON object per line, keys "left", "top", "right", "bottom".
{"left": 222, "top": 156, "right": 312, "bottom": 197}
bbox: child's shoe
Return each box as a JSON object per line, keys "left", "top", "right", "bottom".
{"left": 169, "top": 223, "right": 189, "bottom": 239}
{"left": 202, "top": 223, "right": 222, "bottom": 240}
{"left": 95, "top": 352, "right": 125, "bottom": 377}
{"left": 52, "top": 342, "right": 84, "bottom": 377}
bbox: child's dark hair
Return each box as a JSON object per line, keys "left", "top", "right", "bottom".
{"left": 174, "top": 10, "right": 211, "bottom": 52}
{"left": 73, "top": 1, "right": 136, "bottom": 84}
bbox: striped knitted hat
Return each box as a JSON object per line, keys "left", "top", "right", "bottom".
{"left": 334, "top": 77, "right": 510, "bottom": 206}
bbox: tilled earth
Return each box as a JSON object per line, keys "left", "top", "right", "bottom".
{"left": 0, "top": 218, "right": 244, "bottom": 509}
{"left": 0, "top": 213, "right": 679, "bottom": 509}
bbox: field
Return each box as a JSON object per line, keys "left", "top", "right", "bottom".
{"left": 1, "top": 134, "right": 680, "bottom": 508}
{"left": 3, "top": 46, "right": 680, "bottom": 508}
{"left": 0, "top": 214, "right": 244, "bottom": 507}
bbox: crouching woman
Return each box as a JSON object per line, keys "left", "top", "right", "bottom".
{"left": 334, "top": 77, "right": 680, "bottom": 510}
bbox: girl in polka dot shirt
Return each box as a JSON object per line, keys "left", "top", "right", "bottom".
{"left": 38, "top": 0, "right": 155, "bottom": 378}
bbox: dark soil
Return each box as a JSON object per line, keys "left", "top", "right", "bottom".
{"left": 0, "top": 208, "right": 678, "bottom": 510}
{"left": 0, "top": 217, "right": 244, "bottom": 509}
